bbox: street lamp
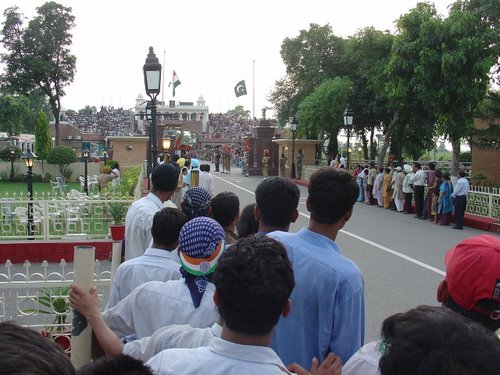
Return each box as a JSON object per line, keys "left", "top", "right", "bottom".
{"left": 343, "top": 104, "right": 354, "bottom": 170}
{"left": 82, "top": 149, "right": 89, "bottom": 195}
{"left": 104, "top": 137, "right": 108, "bottom": 166}
{"left": 357, "top": 146, "right": 363, "bottom": 165}
{"left": 143, "top": 47, "right": 162, "bottom": 177}
{"left": 51, "top": 137, "right": 55, "bottom": 149}
{"left": 290, "top": 116, "right": 298, "bottom": 179}
{"left": 162, "top": 137, "right": 171, "bottom": 163}
{"left": 8, "top": 148, "right": 15, "bottom": 180}
{"left": 21, "top": 147, "right": 37, "bottom": 238}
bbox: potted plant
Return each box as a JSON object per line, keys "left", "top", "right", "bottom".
{"left": 23, "top": 287, "right": 71, "bottom": 353}
{"left": 107, "top": 201, "right": 126, "bottom": 240}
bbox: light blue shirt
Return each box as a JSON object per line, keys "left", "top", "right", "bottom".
{"left": 268, "top": 228, "right": 365, "bottom": 367}
{"left": 452, "top": 177, "right": 469, "bottom": 198}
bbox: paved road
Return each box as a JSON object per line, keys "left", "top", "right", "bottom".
{"left": 209, "top": 166, "right": 491, "bottom": 341}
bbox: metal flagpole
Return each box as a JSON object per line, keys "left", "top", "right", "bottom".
{"left": 252, "top": 60, "right": 255, "bottom": 127}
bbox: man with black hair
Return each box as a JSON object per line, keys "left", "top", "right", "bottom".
{"left": 254, "top": 177, "right": 300, "bottom": 234}
{"left": 451, "top": 169, "right": 469, "bottom": 229}
{"left": 0, "top": 321, "right": 75, "bottom": 375}
{"left": 211, "top": 191, "right": 240, "bottom": 244}
{"left": 145, "top": 235, "right": 296, "bottom": 374}
{"left": 409, "top": 162, "right": 425, "bottom": 219}
{"left": 125, "top": 163, "right": 180, "bottom": 260}
{"left": 269, "top": 167, "right": 365, "bottom": 367}
{"left": 378, "top": 305, "right": 500, "bottom": 375}
{"left": 77, "top": 355, "right": 153, "bottom": 375}
{"left": 198, "top": 164, "right": 215, "bottom": 197}
{"left": 107, "top": 208, "right": 188, "bottom": 308}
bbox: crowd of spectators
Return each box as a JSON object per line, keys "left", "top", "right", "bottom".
{"left": 208, "top": 113, "right": 253, "bottom": 140}
{"left": 64, "top": 107, "right": 133, "bottom": 136}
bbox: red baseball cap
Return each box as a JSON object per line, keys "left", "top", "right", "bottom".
{"left": 445, "top": 235, "right": 500, "bottom": 312}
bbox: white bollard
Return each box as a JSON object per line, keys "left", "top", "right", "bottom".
{"left": 71, "top": 245, "right": 95, "bottom": 368}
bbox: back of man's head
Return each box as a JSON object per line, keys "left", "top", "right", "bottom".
{"left": 77, "top": 354, "right": 153, "bottom": 375}
{"left": 151, "top": 208, "right": 188, "bottom": 250}
{"left": 379, "top": 305, "right": 500, "bottom": 375}
{"left": 438, "top": 234, "right": 500, "bottom": 331}
{"left": 255, "top": 177, "right": 300, "bottom": 228}
{"left": 211, "top": 192, "right": 240, "bottom": 228}
{"left": 151, "top": 163, "right": 180, "bottom": 193}
{"left": 0, "top": 321, "right": 76, "bottom": 375}
{"left": 308, "top": 168, "right": 358, "bottom": 224}
{"left": 214, "top": 235, "right": 295, "bottom": 336}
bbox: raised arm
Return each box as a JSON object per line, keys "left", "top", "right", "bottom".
{"left": 69, "top": 284, "right": 124, "bottom": 356}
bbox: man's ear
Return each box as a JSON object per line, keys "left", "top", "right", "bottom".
{"left": 254, "top": 206, "right": 261, "bottom": 222}
{"left": 213, "top": 290, "right": 220, "bottom": 308}
{"left": 290, "top": 209, "right": 299, "bottom": 223}
{"left": 437, "top": 280, "right": 449, "bottom": 304}
{"left": 282, "top": 299, "right": 292, "bottom": 318}
{"left": 305, "top": 196, "right": 311, "bottom": 213}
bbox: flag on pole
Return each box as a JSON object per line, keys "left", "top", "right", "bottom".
{"left": 234, "top": 80, "right": 247, "bottom": 97}
{"left": 172, "top": 71, "right": 181, "bottom": 97}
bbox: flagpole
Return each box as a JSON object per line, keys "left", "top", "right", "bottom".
{"left": 162, "top": 50, "right": 166, "bottom": 103}
{"left": 252, "top": 60, "right": 255, "bottom": 127}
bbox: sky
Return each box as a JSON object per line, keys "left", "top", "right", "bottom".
{"left": 1, "top": 0, "right": 455, "bottom": 118}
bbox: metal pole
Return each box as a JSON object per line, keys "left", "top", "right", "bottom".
{"left": 347, "top": 127, "right": 351, "bottom": 170}
{"left": 84, "top": 156, "right": 88, "bottom": 195}
{"left": 71, "top": 245, "right": 95, "bottom": 368}
{"left": 10, "top": 158, "right": 14, "bottom": 180}
{"left": 291, "top": 130, "right": 296, "bottom": 179}
{"left": 151, "top": 97, "right": 158, "bottom": 170}
{"left": 27, "top": 166, "right": 34, "bottom": 239}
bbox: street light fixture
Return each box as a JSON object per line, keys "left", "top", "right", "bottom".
{"left": 290, "top": 116, "right": 298, "bottom": 179}
{"left": 143, "top": 47, "right": 162, "bottom": 178}
{"left": 51, "top": 137, "right": 55, "bottom": 149}
{"left": 162, "top": 137, "right": 171, "bottom": 163}
{"left": 21, "top": 147, "right": 37, "bottom": 238}
{"left": 8, "top": 148, "right": 15, "bottom": 180}
{"left": 357, "top": 146, "right": 363, "bottom": 164}
{"left": 82, "top": 149, "right": 89, "bottom": 195}
{"left": 343, "top": 104, "right": 354, "bottom": 170}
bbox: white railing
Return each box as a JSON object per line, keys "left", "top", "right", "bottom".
{"left": 0, "top": 197, "right": 133, "bottom": 241}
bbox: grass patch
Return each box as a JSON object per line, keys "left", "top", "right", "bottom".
{"left": 0, "top": 181, "right": 81, "bottom": 197}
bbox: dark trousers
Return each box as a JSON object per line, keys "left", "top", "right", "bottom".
{"left": 454, "top": 195, "right": 467, "bottom": 228}
{"left": 367, "top": 184, "right": 374, "bottom": 204}
{"left": 404, "top": 192, "right": 413, "bottom": 213}
{"left": 414, "top": 185, "right": 425, "bottom": 217}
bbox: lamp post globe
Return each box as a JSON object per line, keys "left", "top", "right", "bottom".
{"left": 21, "top": 147, "right": 37, "bottom": 238}
{"left": 143, "top": 47, "right": 162, "bottom": 179}
{"left": 290, "top": 116, "right": 298, "bottom": 179}
{"left": 162, "top": 137, "right": 171, "bottom": 163}
{"left": 8, "top": 148, "right": 15, "bottom": 180}
{"left": 343, "top": 104, "right": 354, "bottom": 170}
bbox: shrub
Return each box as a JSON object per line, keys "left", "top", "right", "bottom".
{"left": 47, "top": 146, "right": 77, "bottom": 181}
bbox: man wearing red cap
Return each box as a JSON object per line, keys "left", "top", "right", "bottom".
{"left": 437, "top": 234, "right": 500, "bottom": 332}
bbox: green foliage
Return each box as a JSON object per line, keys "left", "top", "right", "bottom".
{"left": 0, "top": 3, "right": 76, "bottom": 145}
{"left": 22, "top": 287, "right": 70, "bottom": 328}
{"left": 34, "top": 112, "right": 51, "bottom": 160}
{"left": 297, "top": 77, "right": 352, "bottom": 155}
{"left": 459, "top": 151, "right": 472, "bottom": 162}
{"left": 0, "top": 145, "right": 21, "bottom": 160}
{"left": 47, "top": 145, "right": 76, "bottom": 180}
{"left": 0, "top": 95, "right": 29, "bottom": 136}
{"left": 226, "top": 105, "right": 251, "bottom": 119}
{"left": 107, "top": 201, "right": 126, "bottom": 224}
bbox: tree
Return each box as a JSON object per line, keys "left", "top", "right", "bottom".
{"left": 269, "top": 24, "right": 347, "bottom": 125}
{"left": 0, "top": 2, "right": 76, "bottom": 146}
{"left": 297, "top": 77, "right": 352, "bottom": 157}
{"left": 342, "top": 27, "right": 394, "bottom": 160}
{"left": 47, "top": 145, "right": 77, "bottom": 181}
{"left": 226, "top": 105, "right": 251, "bottom": 119}
{"left": 434, "top": 0, "right": 499, "bottom": 177}
{"left": 34, "top": 112, "right": 51, "bottom": 179}
{"left": 0, "top": 95, "right": 29, "bottom": 136}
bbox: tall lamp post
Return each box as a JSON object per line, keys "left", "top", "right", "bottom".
{"left": 22, "top": 147, "right": 36, "bottom": 238}
{"left": 343, "top": 104, "right": 354, "bottom": 170}
{"left": 162, "top": 137, "right": 171, "bottom": 163}
{"left": 8, "top": 148, "right": 15, "bottom": 180}
{"left": 143, "top": 47, "right": 162, "bottom": 177}
{"left": 83, "top": 149, "right": 89, "bottom": 195}
{"left": 290, "top": 116, "right": 298, "bottom": 179}
{"left": 103, "top": 137, "right": 108, "bottom": 166}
